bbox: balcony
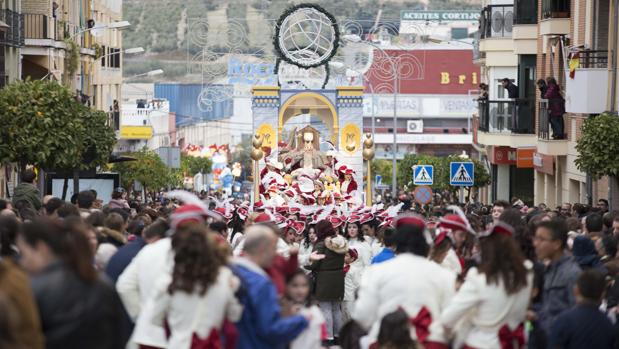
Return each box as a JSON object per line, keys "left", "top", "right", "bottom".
{"left": 514, "top": 0, "right": 538, "bottom": 25}
{"left": 480, "top": 5, "right": 514, "bottom": 39}
{"left": 0, "top": 9, "right": 24, "bottom": 47}
{"left": 540, "top": 0, "right": 570, "bottom": 35}
{"left": 477, "top": 99, "right": 537, "bottom": 147}
{"left": 24, "top": 14, "right": 83, "bottom": 44}
{"left": 537, "top": 99, "right": 568, "bottom": 155}
{"left": 512, "top": 0, "right": 537, "bottom": 54}
{"left": 565, "top": 50, "right": 609, "bottom": 114}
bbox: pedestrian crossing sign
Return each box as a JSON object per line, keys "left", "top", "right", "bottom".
{"left": 413, "top": 165, "right": 433, "bottom": 185}
{"left": 450, "top": 162, "right": 474, "bottom": 186}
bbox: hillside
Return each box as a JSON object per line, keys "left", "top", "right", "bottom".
{"left": 122, "top": 0, "right": 482, "bottom": 82}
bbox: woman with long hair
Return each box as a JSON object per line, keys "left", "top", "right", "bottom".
{"left": 441, "top": 222, "right": 533, "bottom": 349}
{"left": 17, "top": 217, "right": 128, "bottom": 349}
{"left": 345, "top": 221, "right": 372, "bottom": 268}
{"left": 146, "top": 226, "right": 242, "bottom": 348}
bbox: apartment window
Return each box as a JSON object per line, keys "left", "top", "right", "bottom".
{"left": 101, "top": 45, "right": 106, "bottom": 67}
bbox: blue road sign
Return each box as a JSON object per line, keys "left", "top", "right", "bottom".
{"left": 450, "top": 162, "right": 474, "bottom": 186}
{"left": 375, "top": 175, "right": 382, "bottom": 186}
{"left": 413, "top": 165, "right": 434, "bottom": 185}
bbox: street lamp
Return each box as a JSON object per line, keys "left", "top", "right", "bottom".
{"left": 342, "top": 34, "right": 399, "bottom": 196}
{"left": 70, "top": 20, "right": 131, "bottom": 39}
{"left": 125, "top": 69, "right": 164, "bottom": 79}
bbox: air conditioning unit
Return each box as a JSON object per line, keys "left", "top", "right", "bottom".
{"left": 407, "top": 120, "right": 424, "bottom": 133}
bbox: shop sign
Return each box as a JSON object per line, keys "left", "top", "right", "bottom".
{"left": 490, "top": 146, "right": 516, "bottom": 165}
{"left": 516, "top": 148, "right": 535, "bottom": 168}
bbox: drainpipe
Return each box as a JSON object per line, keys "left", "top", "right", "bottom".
{"left": 609, "top": 0, "right": 619, "bottom": 210}
{"left": 610, "top": 0, "right": 618, "bottom": 112}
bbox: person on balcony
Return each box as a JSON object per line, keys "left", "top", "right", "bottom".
{"left": 544, "top": 77, "right": 566, "bottom": 140}
{"left": 477, "top": 83, "right": 489, "bottom": 101}
{"left": 501, "top": 78, "right": 519, "bottom": 99}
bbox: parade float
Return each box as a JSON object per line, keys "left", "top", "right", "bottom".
{"left": 250, "top": 4, "right": 375, "bottom": 211}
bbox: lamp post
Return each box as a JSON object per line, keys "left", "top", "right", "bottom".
{"left": 342, "top": 34, "right": 399, "bottom": 197}
{"left": 363, "top": 133, "right": 375, "bottom": 205}
{"left": 250, "top": 133, "right": 264, "bottom": 204}
{"left": 125, "top": 69, "right": 164, "bottom": 79}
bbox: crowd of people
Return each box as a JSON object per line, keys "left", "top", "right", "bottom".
{"left": 1, "top": 170, "right": 619, "bottom": 349}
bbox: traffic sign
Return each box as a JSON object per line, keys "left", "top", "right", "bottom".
{"left": 375, "top": 175, "right": 382, "bottom": 186}
{"left": 413, "top": 165, "right": 433, "bottom": 185}
{"left": 450, "top": 162, "right": 474, "bottom": 186}
{"left": 414, "top": 186, "right": 433, "bottom": 205}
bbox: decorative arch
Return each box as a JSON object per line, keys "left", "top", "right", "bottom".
{"left": 278, "top": 92, "right": 339, "bottom": 146}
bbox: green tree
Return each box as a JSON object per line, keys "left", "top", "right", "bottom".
{"left": 576, "top": 113, "right": 619, "bottom": 178}
{"left": 78, "top": 107, "right": 117, "bottom": 170}
{"left": 398, "top": 154, "right": 490, "bottom": 191}
{"left": 181, "top": 154, "right": 213, "bottom": 177}
{"left": 113, "top": 148, "right": 173, "bottom": 193}
{"left": 371, "top": 159, "right": 393, "bottom": 185}
{"left": 0, "top": 80, "right": 86, "bottom": 170}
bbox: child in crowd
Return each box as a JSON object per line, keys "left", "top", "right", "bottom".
{"left": 343, "top": 248, "right": 361, "bottom": 323}
{"left": 284, "top": 270, "right": 328, "bottom": 349}
{"left": 376, "top": 308, "right": 417, "bottom": 349}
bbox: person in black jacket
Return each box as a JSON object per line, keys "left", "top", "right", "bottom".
{"left": 502, "top": 78, "right": 519, "bottom": 98}
{"left": 17, "top": 216, "right": 129, "bottom": 349}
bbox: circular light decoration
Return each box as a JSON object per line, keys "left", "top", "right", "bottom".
{"left": 274, "top": 4, "right": 340, "bottom": 69}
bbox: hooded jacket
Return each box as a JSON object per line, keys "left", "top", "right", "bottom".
{"left": 12, "top": 182, "right": 41, "bottom": 211}
{"left": 306, "top": 235, "right": 348, "bottom": 301}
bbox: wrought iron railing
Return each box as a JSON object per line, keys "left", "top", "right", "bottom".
{"left": 480, "top": 5, "right": 514, "bottom": 39}
{"left": 542, "top": 0, "right": 570, "bottom": 19}
{"left": 0, "top": 10, "right": 24, "bottom": 47}
{"left": 576, "top": 50, "right": 608, "bottom": 69}
{"left": 478, "top": 99, "right": 534, "bottom": 134}
{"left": 514, "top": 0, "right": 537, "bottom": 25}
{"left": 538, "top": 99, "right": 550, "bottom": 139}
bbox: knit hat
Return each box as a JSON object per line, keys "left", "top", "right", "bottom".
{"left": 170, "top": 204, "right": 208, "bottom": 230}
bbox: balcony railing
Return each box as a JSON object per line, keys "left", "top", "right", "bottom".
{"left": 514, "top": 0, "right": 538, "bottom": 25}
{"left": 24, "top": 14, "right": 48, "bottom": 39}
{"left": 0, "top": 9, "right": 24, "bottom": 47}
{"left": 538, "top": 99, "right": 550, "bottom": 140}
{"left": 478, "top": 99, "right": 534, "bottom": 134}
{"left": 480, "top": 5, "right": 514, "bottom": 39}
{"left": 542, "top": 0, "right": 570, "bottom": 19}
{"left": 24, "top": 14, "right": 80, "bottom": 42}
{"left": 575, "top": 49, "right": 608, "bottom": 69}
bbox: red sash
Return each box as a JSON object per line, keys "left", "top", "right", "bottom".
{"left": 498, "top": 323, "right": 525, "bottom": 349}
{"left": 410, "top": 306, "right": 432, "bottom": 344}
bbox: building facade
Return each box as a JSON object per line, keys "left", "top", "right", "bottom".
{"left": 362, "top": 43, "right": 480, "bottom": 160}
{"left": 474, "top": 0, "right": 619, "bottom": 207}
{"left": 21, "top": 0, "right": 122, "bottom": 110}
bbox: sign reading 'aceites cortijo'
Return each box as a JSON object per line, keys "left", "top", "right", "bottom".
{"left": 401, "top": 10, "right": 480, "bottom": 21}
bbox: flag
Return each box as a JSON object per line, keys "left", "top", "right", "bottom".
{"left": 569, "top": 51, "right": 580, "bottom": 79}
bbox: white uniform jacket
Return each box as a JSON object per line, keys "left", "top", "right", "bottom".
{"left": 145, "top": 266, "right": 243, "bottom": 349}
{"left": 353, "top": 254, "right": 456, "bottom": 346}
{"left": 441, "top": 262, "right": 534, "bottom": 349}
{"left": 117, "top": 238, "right": 173, "bottom": 348}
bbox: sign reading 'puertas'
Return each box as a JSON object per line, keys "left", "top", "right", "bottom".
{"left": 401, "top": 10, "right": 481, "bottom": 21}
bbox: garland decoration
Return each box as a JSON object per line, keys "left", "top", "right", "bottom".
{"left": 273, "top": 3, "right": 340, "bottom": 69}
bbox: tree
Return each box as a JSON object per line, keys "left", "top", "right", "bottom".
{"left": 575, "top": 113, "right": 619, "bottom": 179}
{"left": 397, "top": 154, "right": 490, "bottom": 191}
{"left": 181, "top": 154, "right": 213, "bottom": 177}
{"left": 0, "top": 80, "right": 87, "bottom": 172}
{"left": 113, "top": 148, "right": 173, "bottom": 194}
{"left": 371, "top": 159, "right": 392, "bottom": 185}
{"left": 78, "top": 106, "right": 117, "bottom": 170}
